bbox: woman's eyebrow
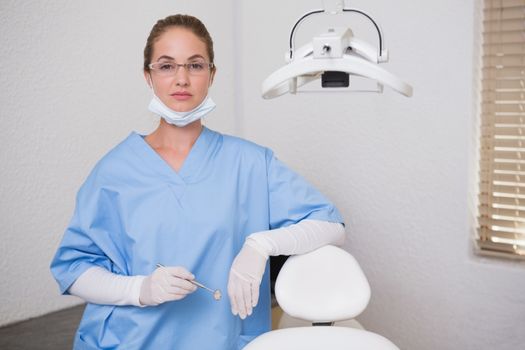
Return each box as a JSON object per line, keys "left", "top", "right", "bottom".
{"left": 156, "top": 54, "right": 206, "bottom": 62}
{"left": 187, "top": 54, "right": 205, "bottom": 61}
{"left": 156, "top": 55, "right": 175, "bottom": 61}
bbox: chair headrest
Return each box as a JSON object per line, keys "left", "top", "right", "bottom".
{"left": 275, "top": 245, "right": 371, "bottom": 322}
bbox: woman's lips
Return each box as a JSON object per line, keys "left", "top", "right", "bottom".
{"left": 171, "top": 92, "right": 192, "bottom": 101}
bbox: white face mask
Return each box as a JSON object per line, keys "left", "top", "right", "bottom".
{"left": 148, "top": 93, "right": 216, "bottom": 127}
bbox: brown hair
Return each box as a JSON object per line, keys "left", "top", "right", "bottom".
{"left": 143, "top": 14, "right": 215, "bottom": 72}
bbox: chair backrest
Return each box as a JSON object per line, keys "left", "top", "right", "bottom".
{"left": 275, "top": 245, "right": 371, "bottom": 323}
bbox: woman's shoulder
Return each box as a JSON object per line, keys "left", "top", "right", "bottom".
{"left": 214, "top": 129, "right": 273, "bottom": 157}
{"left": 80, "top": 133, "right": 141, "bottom": 188}
{"left": 97, "top": 132, "right": 138, "bottom": 165}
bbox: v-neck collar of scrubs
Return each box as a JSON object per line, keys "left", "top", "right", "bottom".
{"left": 127, "top": 126, "right": 219, "bottom": 185}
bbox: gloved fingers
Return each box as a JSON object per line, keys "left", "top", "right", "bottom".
{"left": 156, "top": 266, "right": 196, "bottom": 293}
{"left": 227, "top": 274, "right": 240, "bottom": 316}
{"left": 162, "top": 290, "right": 192, "bottom": 301}
{"left": 228, "top": 268, "right": 259, "bottom": 319}
{"left": 164, "top": 266, "right": 195, "bottom": 280}
{"left": 242, "top": 281, "right": 253, "bottom": 317}
{"left": 251, "top": 281, "right": 260, "bottom": 308}
{"left": 228, "top": 272, "right": 250, "bottom": 318}
{"left": 235, "top": 281, "right": 249, "bottom": 319}
{"left": 165, "top": 276, "right": 198, "bottom": 292}
{"left": 140, "top": 266, "right": 198, "bottom": 306}
{"left": 163, "top": 281, "right": 197, "bottom": 295}
{"left": 156, "top": 282, "right": 196, "bottom": 301}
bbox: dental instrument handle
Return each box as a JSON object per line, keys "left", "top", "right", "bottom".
{"left": 188, "top": 279, "right": 214, "bottom": 293}
{"left": 155, "top": 263, "right": 221, "bottom": 299}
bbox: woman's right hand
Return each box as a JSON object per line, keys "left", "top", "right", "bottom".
{"left": 139, "top": 266, "right": 197, "bottom": 306}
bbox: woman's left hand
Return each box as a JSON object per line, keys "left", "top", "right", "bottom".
{"left": 227, "top": 242, "right": 268, "bottom": 319}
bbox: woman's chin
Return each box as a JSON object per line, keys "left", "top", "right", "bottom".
{"left": 167, "top": 101, "right": 196, "bottom": 113}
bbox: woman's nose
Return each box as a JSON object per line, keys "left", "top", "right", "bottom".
{"left": 175, "top": 66, "right": 190, "bottom": 86}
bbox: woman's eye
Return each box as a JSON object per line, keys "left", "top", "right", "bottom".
{"left": 159, "top": 63, "right": 175, "bottom": 71}
{"left": 188, "top": 63, "right": 205, "bottom": 71}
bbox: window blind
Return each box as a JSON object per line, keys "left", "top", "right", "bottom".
{"left": 478, "top": 0, "right": 525, "bottom": 257}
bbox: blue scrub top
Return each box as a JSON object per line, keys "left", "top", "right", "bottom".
{"left": 50, "top": 127, "right": 343, "bottom": 350}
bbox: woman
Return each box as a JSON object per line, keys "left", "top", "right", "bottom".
{"left": 51, "top": 14, "right": 345, "bottom": 350}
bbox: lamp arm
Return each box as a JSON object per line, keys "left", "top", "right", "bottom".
{"left": 343, "top": 9, "right": 384, "bottom": 59}
{"left": 288, "top": 7, "right": 385, "bottom": 61}
{"left": 288, "top": 9, "right": 324, "bottom": 60}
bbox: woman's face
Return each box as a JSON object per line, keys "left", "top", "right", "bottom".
{"left": 146, "top": 27, "right": 214, "bottom": 112}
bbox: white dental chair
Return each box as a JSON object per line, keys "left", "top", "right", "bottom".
{"left": 245, "top": 245, "right": 400, "bottom": 350}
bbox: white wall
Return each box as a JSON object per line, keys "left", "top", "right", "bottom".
{"left": 238, "top": 0, "right": 525, "bottom": 349}
{"left": 0, "top": 0, "right": 235, "bottom": 325}
{"left": 1, "top": 0, "right": 524, "bottom": 349}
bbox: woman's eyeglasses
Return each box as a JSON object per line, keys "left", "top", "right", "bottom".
{"left": 148, "top": 61, "right": 214, "bottom": 77}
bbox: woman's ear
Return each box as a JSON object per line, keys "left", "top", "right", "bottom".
{"left": 144, "top": 71, "right": 152, "bottom": 88}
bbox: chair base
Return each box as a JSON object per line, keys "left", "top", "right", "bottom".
{"left": 273, "top": 306, "right": 365, "bottom": 330}
{"left": 244, "top": 326, "right": 400, "bottom": 350}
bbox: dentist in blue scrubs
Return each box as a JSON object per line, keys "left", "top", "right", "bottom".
{"left": 51, "top": 14, "right": 345, "bottom": 350}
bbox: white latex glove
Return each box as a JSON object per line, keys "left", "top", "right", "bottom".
{"left": 69, "top": 266, "right": 145, "bottom": 306}
{"left": 227, "top": 242, "right": 268, "bottom": 319}
{"left": 139, "top": 266, "right": 197, "bottom": 306}
{"left": 227, "top": 220, "right": 344, "bottom": 318}
{"left": 248, "top": 220, "right": 345, "bottom": 257}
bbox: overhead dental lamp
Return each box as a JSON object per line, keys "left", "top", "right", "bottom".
{"left": 261, "top": 0, "right": 413, "bottom": 98}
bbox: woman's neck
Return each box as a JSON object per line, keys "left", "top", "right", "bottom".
{"left": 145, "top": 119, "right": 203, "bottom": 152}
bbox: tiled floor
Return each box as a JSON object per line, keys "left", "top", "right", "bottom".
{"left": 0, "top": 304, "right": 84, "bottom": 350}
